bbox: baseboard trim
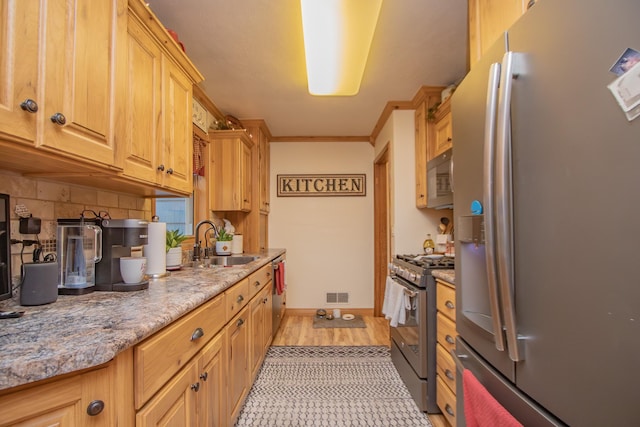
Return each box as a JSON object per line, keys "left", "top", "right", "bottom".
{"left": 284, "top": 308, "right": 374, "bottom": 317}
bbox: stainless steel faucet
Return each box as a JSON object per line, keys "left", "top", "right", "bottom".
{"left": 193, "top": 220, "right": 219, "bottom": 261}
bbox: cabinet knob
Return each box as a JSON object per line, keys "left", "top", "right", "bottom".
{"left": 236, "top": 318, "right": 245, "bottom": 327}
{"left": 191, "top": 327, "right": 204, "bottom": 341}
{"left": 237, "top": 294, "right": 244, "bottom": 303}
{"left": 445, "top": 335, "right": 455, "bottom": 345}
{"left": 50, "top": 112, "right": 66, "bottom": 125}
{"left": 445, "top": 369, "right": 455, "bottom": 381}
{"left": 445, "top": 404, "right": 455, "bottom": 417}
{"left": 263, "top": 297, "right": 268, "bottom": 304}
{"left": 200, "top": 371, "right": 208, "bottom": 382}
{"left": 166, "top": 168, "right": 174, "bottom": 175}
{"left": 86, "top": 400, "right": 105, "bottom": 416}
{"left": 447, "top": 137, "right": 452, "bottom": 142}
{"left": 20, "top": 99, "right": 38, "bottom": 113}
{"left": 445, "top": 301, "right": 455, "bottom": 309}
{"left": 191, "top": 382, "right": 200, "bottom": 392}
{"left": 254, "top": 281, "right": 261, "bottom": 287}
{"left": 157, "top": 164, "right": 165, "bottom": 171}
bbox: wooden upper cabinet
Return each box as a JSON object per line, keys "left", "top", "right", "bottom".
{"left": 414, "top": 87, "right": 444, "bottom": 209}
{"left": 0, "top": 0, "right": 40, "bottom": 145}
{"left": 0, "top": 0, "right": 126, "bottom": 167}
{"left": 432, "top": 98, "right": 452, "bottom": 159}
{"left": 209, "top": 130, "right": 254, "bottom": 212}
{"left": 38, "top": 0, "right": 126, "bottom": 167}
{"left": 468, "top": 0, "right": 528, "bottom": 66}
{"left": 121, "top": 4, "right": 200, "bottom": 196}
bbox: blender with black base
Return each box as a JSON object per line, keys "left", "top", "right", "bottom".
{"left": 95, "top": 219, "right": 149, "bottom": 291}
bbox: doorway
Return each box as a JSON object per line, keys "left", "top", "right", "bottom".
{"left": 373, "top": 144, "right": 390, "bottom": 317}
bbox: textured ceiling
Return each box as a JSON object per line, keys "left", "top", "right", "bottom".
{"left": 146, "top": 0, "right": 468, "bottom": 139}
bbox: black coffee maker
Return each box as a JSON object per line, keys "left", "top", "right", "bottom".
{"left": 95, "top": 219, "right": 149, "bottom": 291}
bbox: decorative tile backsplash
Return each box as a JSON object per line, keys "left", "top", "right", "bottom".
{"left": 0, "top": 171, "right": 152, "bottom": 278}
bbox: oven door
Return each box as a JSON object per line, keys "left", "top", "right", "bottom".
{"left": 389, "top": 276, "right": 428, "bottom": 377}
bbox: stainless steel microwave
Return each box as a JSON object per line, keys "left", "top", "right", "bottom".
{"left": 427, "top": 148, "right": 453, "bottom": 209}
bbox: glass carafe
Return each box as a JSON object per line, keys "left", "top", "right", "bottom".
{"left": 57, "top": 224, "right": 102, "bottom": 288}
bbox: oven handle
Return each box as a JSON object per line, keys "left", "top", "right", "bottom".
{"left": 403, "top": 288, "right": 417, "bottom": 298}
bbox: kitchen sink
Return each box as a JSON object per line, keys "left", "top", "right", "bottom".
{"left": 187, "top": 255, "right": 259, "bottom": 268}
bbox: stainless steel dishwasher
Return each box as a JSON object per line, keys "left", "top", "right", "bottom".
{"left": 271, "top": 255, "right": 285, "bottom": 333}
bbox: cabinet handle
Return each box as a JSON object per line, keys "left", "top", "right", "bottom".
{"left": 86, "top": 400, "right": 104, "bottom": 416}
{"left": 157, "top": 164, "right": 165, "bottom": 171}
{"left": 191, "top": 327, "right": 204, "bottom": 341}
{"left": 166, "top": 168, "right": 174, "bottom": 175}
{"left": 445, "top": 404, "right": 455, "bottom": 417}
{"left": 20, "top": 99, "right": 38, "bottom": 113}
{"left": 50, "top": 112, "right": 66, "bottom": 125}
{"left": 447, "top": 137, "right": 452, "bottom": 142}
{"left": 191, "top": 382, "right": 200, "bottom": 392}
{"left": 445, "top": 369, "right": 455, "bottom": 381}
{"left": 200, "top": 372, "right": 208, "bottom": 382}
{"left": 237, "top": 294, "right": 244, "bottom": 303}
{"left": 254, "top": 281, "right": 261, "bottom": 287}
{"left": 445, "top": 335, "right": 455, "bottom": 345}
{"left": 445, "top": 300, "right": 455, "bottom": 309}
{"left": 236, "top": 318, "right": 245, "bottom": 327}
{"left": 263, "top": 297, "right": 268, "bottom": 304}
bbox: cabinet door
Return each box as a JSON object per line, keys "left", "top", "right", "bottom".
{"left": 226, "top": 305, "right": 250, "bottom": 425}
{"left": 0, "top": 0, "right": 39, "bottom": 145}
{"left": 261, "top": 284, "right": 273, "bottom": 353}
{"left": 161, "top": 56, "right": 193, "bottom": 194}
{"left": 414, "top": 101, "right": 428, "bottom": 208}
{"left": 209, "top": 131, "right": 254, "bottom": 212}
{"left": 0, "top": 366, "right": 114, "bottom": 427}
{"left": 122, "top": 13, "right": 162, "bottom": 185}
{"left": 249, "top": 294, "right": 265, "bottom": 380}
{"left": 198, "top": 331, "right": 226, "bottom": 427}
{"left": 433, "top": 103, "right": 452, "bottom": 158}
{"left": 258, "top": 131, "right": 270, "bottom": 213}
{"left": 136, "top": 361, "right": 198, "bottom": 427}
{"left": 39, "top": 0, "right": 125, "bottom": 167}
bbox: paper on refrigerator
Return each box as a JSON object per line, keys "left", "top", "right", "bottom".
{"left": 608, "top": 60, "right": 640, "bottom": 121}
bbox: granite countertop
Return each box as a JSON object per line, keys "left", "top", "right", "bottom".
{"left": 432, "top": 269, "right": 455, "bottom": 285}
{"left": 0, "top": 249, "right": 285, "bottom": 392}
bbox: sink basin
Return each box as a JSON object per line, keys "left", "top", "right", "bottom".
{"left": 188, "top": 255, "right": 259, "bottom": 268}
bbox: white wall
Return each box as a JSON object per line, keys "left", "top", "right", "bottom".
{"left": 375, "top": 110, "right": 450, "bottom": 256}
{"left": 269, "top": 142, "right": 375, "bottom": 309}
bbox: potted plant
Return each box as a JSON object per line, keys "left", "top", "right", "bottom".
{"left": 166, "top": 229, "right": 187, "bottom": 269}
{"left": 215, "top": 228, "right": 233, "bottom": 255}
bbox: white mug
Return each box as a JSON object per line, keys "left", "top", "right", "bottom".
{"left": 120, "top": 257, "right": 147, "bottom": 284}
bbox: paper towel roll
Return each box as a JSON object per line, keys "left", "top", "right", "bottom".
{"left": 144, "top": 222, "right": 166, "bottom": 275}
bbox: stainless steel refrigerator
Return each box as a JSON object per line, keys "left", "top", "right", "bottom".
{"left": 451, "top": 0, "right": 640, "bottom": 425}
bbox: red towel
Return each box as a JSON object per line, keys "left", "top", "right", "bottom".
{"left": 275, "top": 261, "right": 285, "bottom": 295}
{"left": 463, "top": 369, "right": 523, "bottom": 427}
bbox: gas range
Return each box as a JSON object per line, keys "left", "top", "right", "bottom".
{"left": 389, "top": 254, "right": 455, "bottom": 288}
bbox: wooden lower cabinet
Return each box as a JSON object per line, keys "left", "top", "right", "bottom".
{"left": 227, "top": 305, "right": 250, "bottom": 426}
{"left": 136, "top": 330, "right": 226, "bottom": 427}
{"left": 0, "top": 364, "right": 115, "bottom": 427}
{"left": 250, "top": 281, "right": 274, "bottom": 381}
{"left": 435, "top": 279, "right": 458, "bottom": 426}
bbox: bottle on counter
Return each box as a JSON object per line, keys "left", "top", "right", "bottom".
{"left": 423, "top": 234, "right": 435, "bottom": 255}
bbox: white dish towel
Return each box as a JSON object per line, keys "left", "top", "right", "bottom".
{"left": 382, "top": 276, "right": 407, "bottom": 327}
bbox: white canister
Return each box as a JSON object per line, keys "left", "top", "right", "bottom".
{"left": 232, "top": 234, "right": 243, "bottom": 254}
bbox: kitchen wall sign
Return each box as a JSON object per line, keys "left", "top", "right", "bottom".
{"left": 277, "top": 174, "right": 366, "bottom": 197}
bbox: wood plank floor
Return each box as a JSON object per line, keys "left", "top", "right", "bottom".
{"left": 270, "top": 313, "right": 450, "bottom": 427}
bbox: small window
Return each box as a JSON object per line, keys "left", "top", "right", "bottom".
{"left": 155, "top": 196, "right": 194, "bottom": 236}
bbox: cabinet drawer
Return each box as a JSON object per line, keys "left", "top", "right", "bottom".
{"left": 248, "top": 264, "right": 272, "bottom": 299}
{"left": 436, "top": 281, "right": 456, "bottom": 322}
{"left": 436, "top": 343, "right": 456, "bottom": 393}
{"left": 134, "top": 294, "right": 225, "bottom": 409}
{"left": 226, "top": 278, "right": 250, "bottom": 321}
{"left": 437, "top": 374, "right": 457, "bottom": 427}
{"left": 437, "top": 312, "right": 457, "bottom": 354}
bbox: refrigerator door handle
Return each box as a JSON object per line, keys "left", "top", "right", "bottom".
{"left": 483, "top": 61, "right": 506, "bottom": 352}
{"left": 496, "top": 51, "right": 523, "bottom": 362}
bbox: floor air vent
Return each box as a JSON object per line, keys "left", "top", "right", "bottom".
{"left": 326, "top": 292, "right": 349, "bottom": 304}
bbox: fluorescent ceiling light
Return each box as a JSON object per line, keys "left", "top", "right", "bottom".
{"left": 300, "top": 0, "right": 383, "bottom": 96}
